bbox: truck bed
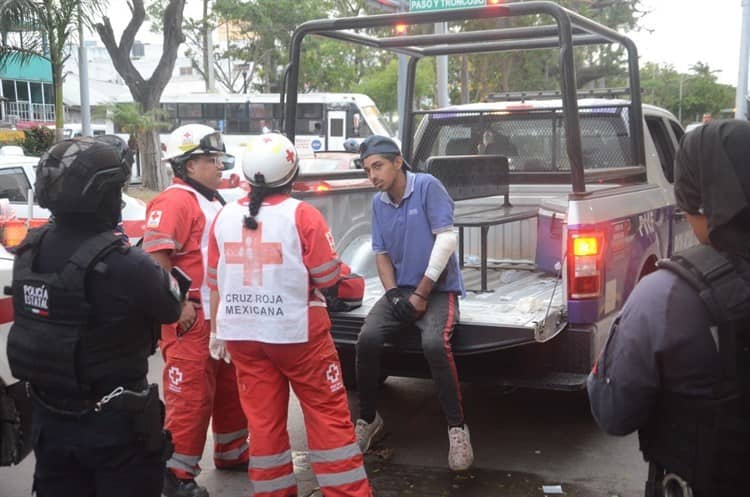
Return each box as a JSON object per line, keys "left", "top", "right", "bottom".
{"left": 333, "top": 263, "right": 566, "bottom": 355}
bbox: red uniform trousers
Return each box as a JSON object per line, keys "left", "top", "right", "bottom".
{"left": 226, "top": 308, "right": 372, "bottom": 497}
{"left": 161, "top": 308, "right": 249, "bottom": 478}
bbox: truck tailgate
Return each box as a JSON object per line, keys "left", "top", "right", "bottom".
{"left": 335, "top": 266, "right": 566, "bottom": 353}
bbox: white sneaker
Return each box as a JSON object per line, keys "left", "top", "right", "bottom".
{"left": 448, "top": 424, "right": 474, "bottom": 471}
{"left": 354, "top": 412, "right": 384, "bottom": 453}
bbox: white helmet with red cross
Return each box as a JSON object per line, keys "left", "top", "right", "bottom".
{"left": 241, "top": 133, "right": 299, "bottom": 188}
{"left": 163, "top": 123, "right": 226, "bottom": 163}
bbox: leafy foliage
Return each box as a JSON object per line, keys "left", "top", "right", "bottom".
{"left": 640, "top": 62, "right": 736, "bottom": 124}
{"left": 21, "top": 125, "right": 54, "bottom": 156}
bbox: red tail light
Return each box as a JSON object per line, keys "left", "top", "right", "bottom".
{"left": 567, "top": 231, "right": 604, "bottom": 299}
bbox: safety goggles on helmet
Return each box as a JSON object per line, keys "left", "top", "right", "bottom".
{"left": 179, "top": 131, "right": 226, "bottom": 157}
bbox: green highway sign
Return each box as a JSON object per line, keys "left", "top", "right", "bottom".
{"left": 409, "top": 0, "right": 487, "bottom": 12}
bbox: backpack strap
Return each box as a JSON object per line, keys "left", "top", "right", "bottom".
{"left": 57, "top": 231, "right": 124, "bottom": 295}
{"left": 657, "top": 244, "right": 747, "bottom": 400}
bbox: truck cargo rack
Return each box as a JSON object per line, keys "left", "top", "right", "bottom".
{"left": 485, "top": 87, "right": 640, "bottom": 103}
{"left": 283, "top": 0, "right": 645, "bottom": 195}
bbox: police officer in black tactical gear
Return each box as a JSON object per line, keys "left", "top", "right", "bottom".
{"left": 587, "top": 119, "right": 750, "bottom": 497}
{"left": 5, "top": 135, "right": 184, "bottom": 497}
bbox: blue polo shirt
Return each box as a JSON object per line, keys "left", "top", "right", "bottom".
{"left": 371, "top": 171, "right": 464, "bottom": 294}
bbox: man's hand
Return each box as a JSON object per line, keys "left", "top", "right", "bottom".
{"left": 408, "top": 292, "right": 428, "bottom": 320}
{"left": 386, "top": 288, "right": 418, "bottom": 323}
{"left": 209, "top": 333, "right": 231, "bottom": 363}
{"left": 177, "top": 301, "right": 197, "bottom": 334}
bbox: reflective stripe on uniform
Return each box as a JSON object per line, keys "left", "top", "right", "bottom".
{"left": 309, "top": 259, "right": 341, "bottom": 276}
{"left": 316, "top": 466, "right": 368, "bottom": 488}
{"left": 249, "top": 449, "right": 293, "bottom": 469}
{"left": 214, "top": 428, "right": 248, "bottom": 444}
{"left": 167, "top": 453, "right": 202, "bottom": 474}
{"left": 249, "top": 473, "right": 297, "bottom": 494}
{"left": 142, "top": 237, "right": 177, "bottom": 251}
{"left": 215, "top": 443, "right": 249, "bottom": 461}
{"left": 308, "top": 442, "right": 361, "bottom": 463}
{"left": 207, "top": 266, "right": 217, "bottom": 276}
{"left": 311, "top": 266, "right": 341, "bottom": 285}
{"left": 206, "top": 275, "right": 218, "bottom": 287}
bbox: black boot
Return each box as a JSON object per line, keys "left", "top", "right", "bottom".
{"left": 163, "top": 469, "right": 209, "bottom": 497}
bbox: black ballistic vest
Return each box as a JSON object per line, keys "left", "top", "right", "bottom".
{"left": 639, "top": 244, "right": 750, "bottom": 497}
{"left": 7, "top": 226, "right": 146, "bottom": 395}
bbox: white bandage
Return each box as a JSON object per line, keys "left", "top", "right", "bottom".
{"left": 425, "top": 229, "right": 458, "bottom": 282}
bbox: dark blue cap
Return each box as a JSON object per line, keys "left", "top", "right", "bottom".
{"left": 359, "top": 135, "right": 400, "bottom": 159}
{"left": 358, "top": 135, "right": 409, "bottom": 170}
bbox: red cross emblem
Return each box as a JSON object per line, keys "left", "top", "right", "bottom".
{"left": 286, "top": 149, "right": 295, "bottom": 163}
{"left": 147, "top": 210, "right": 162, "bottom": 228}
{"left": 223, "top": 223, "right": 282, "bottom": 286}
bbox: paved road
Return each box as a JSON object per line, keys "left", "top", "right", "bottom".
{"left": 1, "top": 355, "right": 646, "bottom": 497}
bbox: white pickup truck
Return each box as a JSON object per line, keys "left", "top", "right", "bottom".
{"left": 282, "top": 3, "right": 697, "bottom": 390}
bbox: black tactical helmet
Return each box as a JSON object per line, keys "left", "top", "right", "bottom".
{"left": 35, "top": 135, "right": 133, "bottom": 214}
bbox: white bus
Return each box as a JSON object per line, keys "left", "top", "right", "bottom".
{"left": 112, "top": 92, "right": 395, "bottom": 157}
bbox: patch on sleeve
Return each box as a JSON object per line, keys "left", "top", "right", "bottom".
{"left": 147, "top": 210, "right": 163, "bottom": 228}
{"left": 325, "top": 231, "right": 336, "bottom": 251}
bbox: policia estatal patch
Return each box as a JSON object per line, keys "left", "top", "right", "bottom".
{"left": 22, "top": 282, "right": 49, "bottom": 317}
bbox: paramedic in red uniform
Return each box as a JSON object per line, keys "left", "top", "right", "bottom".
{"left": 143, "top": 124, "right": 249, "bottom": 497}
{"left": 207, "top": 133, "right": 372, "bottom": 497}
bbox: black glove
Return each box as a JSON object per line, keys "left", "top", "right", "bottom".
{"left": 386, "top": 288, "right": 417, "bottom": 323}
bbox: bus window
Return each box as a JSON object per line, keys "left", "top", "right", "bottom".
{"left": 227, "top": 103, "right": 250, "bottom": 133}
{"left": 178, "top": 103, "right": 202, "bottom": 119}
{"left": 295, "top": 104, "right": 324, "bottom": 136}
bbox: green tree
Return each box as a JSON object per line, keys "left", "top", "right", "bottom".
{"left": 357, "top": 57, "right": 436, "bottom": 117}
{"left": 449, "top": 0, "right": 645, "bottom": 102}
{"left": 95, "top": 0, "right": 186, "bottom": 191}
{"left": 640, "top": 62, "right": 735, "bottom": 124}
{"left": 0, "top": 0, "right": 105, "bottom": 142}
{"left": 212, "top": 0, "right": 332, "bottom": 93}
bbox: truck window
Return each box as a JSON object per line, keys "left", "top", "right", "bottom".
{"left": 415, "top": 111, "right": 632, "bottom": 172}
{"left": 0, "top": 167, "right": 31, "bottom": 202}
{"left": 668, "top": 119, "right": 685, "bottom": 143}
{"left": 645, "top": 117, "right": 675, "bottom": 183}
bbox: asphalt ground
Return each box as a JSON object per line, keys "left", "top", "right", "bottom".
{"left": 1, "top": 357, "right": 644, "bottom": 497}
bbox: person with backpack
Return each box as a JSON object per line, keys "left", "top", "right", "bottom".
{"left": 5, "top": 136, "right": 183, "bottom": 496}
{"left": 206, "top": 133, "right": 372, "bottom": 497}
{"left": 587, "top": 119, "right": 750, "bottom": 497}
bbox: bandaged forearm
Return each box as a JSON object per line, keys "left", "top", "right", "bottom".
{"left": 424, "top": 229, "right": 458, "bottom": 282}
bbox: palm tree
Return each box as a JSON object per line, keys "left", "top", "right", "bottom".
{"left": 0, "top": 0, "right": 104, "bottom": 141}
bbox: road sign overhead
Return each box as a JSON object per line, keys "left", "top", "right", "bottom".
{"left": 409, "top": 0, "right": 486, "bottom": 12}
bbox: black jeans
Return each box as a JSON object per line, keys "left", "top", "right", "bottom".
{"left": 31, "top": 400, "right": 168, "bottom": 497}
{"left": 33, "top": 437, "right": 166, "bottom": 497}
{"left": 356, "top": 290, "right": 464, "bottom": 425}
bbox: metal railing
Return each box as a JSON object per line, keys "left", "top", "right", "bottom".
{"left": 6, "top": 101, "right": 55, "bottom": 122}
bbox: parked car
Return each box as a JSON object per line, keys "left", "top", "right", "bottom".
{"left": 0, "top": 150, "right": 146, "bottom": 245}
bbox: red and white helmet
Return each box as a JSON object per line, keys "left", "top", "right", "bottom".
{"left": 241, "top": 133, "right": 299, "bottom": 188}
{"left": 163, "top": 124, "right": 226, "bottom": 163}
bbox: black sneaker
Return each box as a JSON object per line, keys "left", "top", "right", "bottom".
{"left": 163, "top": 469, "right": 209, "bottom": 497}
